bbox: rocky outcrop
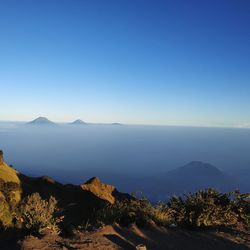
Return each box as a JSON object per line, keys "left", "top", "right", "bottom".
{"left": 81, "top": 177, "right": 133, "bottom": 204}
{"left": 0, "top": 151, "right": 132, "bottom": 228}
{"left": 0, "top": 150, "right": 4, "bottom": 165}
{"left": 81, "top": 177, "right": 117, "bottom": 204}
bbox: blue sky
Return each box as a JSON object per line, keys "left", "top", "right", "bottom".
{"left": 0, "top": 0, "right": 250, "bottom": 126}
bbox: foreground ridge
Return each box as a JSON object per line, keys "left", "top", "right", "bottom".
{"left": 0, "top": 150, "right": 249, "bottom": 250}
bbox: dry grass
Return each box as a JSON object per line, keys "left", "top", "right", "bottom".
{"left": 94, "top": 189, "right": 249, "bottom": 230}
{"left": 0, "top": 163, "right": 21, "bottom": 203}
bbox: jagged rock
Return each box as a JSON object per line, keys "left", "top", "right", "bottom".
{"left": 81, "top": 177, "right": 116, "bottom": 204}
{"left": 136, "top": 244, "right": 147, "bottom": 250}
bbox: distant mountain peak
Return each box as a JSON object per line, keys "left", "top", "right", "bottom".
{"left": 111, "top": 123, "right": 122, "bottom": 125}
{"left": 184, "top": 161, "right": 218, "bottom": 169}
{"left": 170, "top": 161, "right": 225, "bottom": 178}
{"left": 27, "top": 117, "right": 55, "bottom": 125}
{"left": 71, "top": 119, "right": 87, "bottom": 125}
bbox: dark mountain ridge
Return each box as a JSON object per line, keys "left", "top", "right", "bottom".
{"left": 0, "top": 150, "right": 249, "bottom": 250}
{"left": 0, "top": 150, "right": 131, "bottom": 228}
{"left": 111, "top": 161, "right": 240, "bottom": 202}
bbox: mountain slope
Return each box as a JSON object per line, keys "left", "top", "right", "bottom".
{"left": 121, "top": 161, "right": 238, "bottom": 201}
{"left": 166, "top": 161, "right": 229, "bottom": 187}
{"left": 27, "top": 117, "right": 56, "bottom": 125}
{"left": 0, "top": 151, "right": 249, "bottom": 250}
{"left": 81, "top": 177, "right": 131, "bottom": 204}
{"left": 0, "top": 162, "right": 20, "bottom": 185}
{"left": 160, "top": 161, "right": 236, "bottom": 195}
{"left": 0, "top": 151, "right": 21, "bottom": 199}
{"left": 70, "top": 119, "right": 87, "bottom": 125}
{"left": 0, "top": 150, "right": 132, "bottom": 228}
{"left": 0, "top": 151, "right": 21, "bottom": 226}
{"left": 226, "top": 168, "right": 250, "bottom": 193}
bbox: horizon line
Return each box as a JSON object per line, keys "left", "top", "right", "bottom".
{"left": 0, "top": 118, "right": 250, "bottom": 130}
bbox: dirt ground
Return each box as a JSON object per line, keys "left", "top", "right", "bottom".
{"left": 15, "top": 223, "right": 250, "bottom": 250}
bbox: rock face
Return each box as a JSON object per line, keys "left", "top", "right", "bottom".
{"left": 81, "top": 177, "right": 116, "bottom": 204}
{"left": 0, "top": 150, "right": 3, "bottom": 165}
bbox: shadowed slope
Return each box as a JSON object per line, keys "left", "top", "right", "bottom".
{"left": 18, "top": 175, "right": 133, "bottom": 227}
{"left": 19, "top": 223, "right": 250, "bottom": 250}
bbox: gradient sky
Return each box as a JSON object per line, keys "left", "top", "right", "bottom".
{"left": 0, "top": 0, "right": 250, "bottom": 126}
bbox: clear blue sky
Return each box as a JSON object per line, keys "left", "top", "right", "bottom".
{"left": 0, "top": 0, "right": 250, "bottom": 126}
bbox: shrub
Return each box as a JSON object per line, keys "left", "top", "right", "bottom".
{"left": 0, "top": 198, "right": 13, "bottom": 228}
{"left": 17, "top": 193, "right": 61, "bottom": 234}
{"left": 96, "top": 198, "right": 154, "bottom": 227}
{"left": 166, "top": 189, "right": 250, "bottom": 228}
{"left": 151, "top": 202, "right": 172, "bottom": 226}
{"left": 0, "top": 179, "right": 21, "bottom": 206}
{"left": 94, "top": 189, "right": 249, "bottom": 230}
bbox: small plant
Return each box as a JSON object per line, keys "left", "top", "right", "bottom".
{"left": 96, "top": 198, "right": 154, "bottom": 227}
{"left": 151, "top": 202, "right": 172, "bottom": 226}
{"left": 0, "top": 179, "right": 21, "bottom": 206}
{"left": 78, "top": 219, "right": 97, "bottom": 231}
{"left": 17, "top": 193, "right": 61, "bottom": 234}
{"left": 0, "top": 198, "right": 13, "bottom": 228}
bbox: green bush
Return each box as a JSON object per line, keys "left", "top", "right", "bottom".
{"left": 17, "top": 193, "right": 61, "bottom": 234}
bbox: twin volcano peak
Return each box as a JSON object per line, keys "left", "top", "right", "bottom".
{"left": 28, "top": 117, "right": 55, "bottom": 125}
{"left": 27, "top": 117, "right": 87, "bottom": 125}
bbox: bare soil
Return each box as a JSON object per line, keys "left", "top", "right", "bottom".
{"left": 16, "top": 223, "right": 250, "bottom": 250}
